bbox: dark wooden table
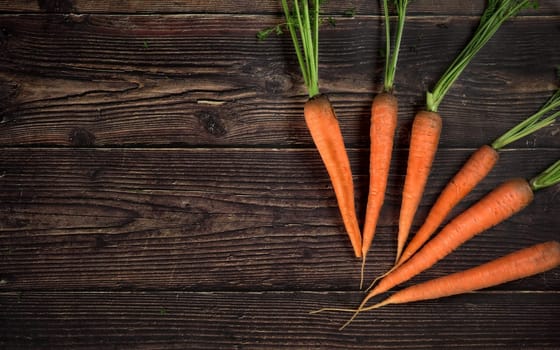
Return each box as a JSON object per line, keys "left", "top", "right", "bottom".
{"left": 1, "top": 1, "right": 559, "bottom": 348}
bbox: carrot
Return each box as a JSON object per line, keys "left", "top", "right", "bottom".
{"left": 313, "top": 241, "right": 560, "bottom": 330}
{"left": 397, "top": 110, "right": 441, "bottom": 261}
{"left": 368, "top": 240, "right": 560, "bottom": 309}
{"left": 361, "top": 0, "right": 410, "bottom": 286}
{"left": 281, "top": 0, "right": 362, "bottom": 257}
{"left": 305, "top": 95, "right": 362, "bottom": 257}
{"left": 370, "top": 178, "right": 534, "bottom": 300}
{"left": 397, "top": 145, "right": 498, "bottom": 266}
{"left": 362, "top": 159, "right": 560, "bottom": 307}
{"left": 395, "top": 0, "right": 537, "bottom": 263}
{"left": 397, "top": 89, "right": 560, "bottom": 267}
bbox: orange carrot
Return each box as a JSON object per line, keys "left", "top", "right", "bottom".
{"left": 364, "top": 158, "right": 560, "bottom": 303}
{"left": 397, "top": 145, "right": 498, "bottom": 266}
{"left": 397, "top": 89, "right": 560, "bottom": 267}
{"left": 366, "top": 177, "right": 535, "bottom": 306}
{"left": 371, "top": 240, "right": 560, "bottom": 308}
{"left": 280, "top": 0, "right": 362, "bottom": 257}
{"left": 397, "top": 110, "right": 441, "bottom": 262}
{"left": 361, "top": 0, "right": 409, "bottom": 282}
{"left": 315, "top": 241, "right": 560, "bottom": 329}
{"left": 362, "top": 93, "right": 398, "bottom": 257}
{"left": 395, "top": 0, "right": 536, "bottom": 263}
{"left": 305, "top": 95, "right": 362, "bottom": 257}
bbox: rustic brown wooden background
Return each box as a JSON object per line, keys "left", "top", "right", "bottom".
{"left": 1, "top": 0, "right": 559, "bottom": 348}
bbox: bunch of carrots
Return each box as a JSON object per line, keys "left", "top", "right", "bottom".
{"left": 274, "top": 0, "right": 559, "bottom": 329}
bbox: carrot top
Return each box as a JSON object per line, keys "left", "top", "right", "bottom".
{"left": 491, "top": 89, "right": 560, "bottom": 150}
{"left": 382, "top": 0, "right": 410, "bottom": 92}
{"left": 426, "top": 0, "right": 538, "bottom": 112}
{"left": 281, "top": 0, "right": 320, "bottom": 98}
{"left": 530, "top": 160, "right": 560, "bottom": 191}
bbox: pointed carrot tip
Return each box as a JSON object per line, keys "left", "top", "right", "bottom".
{"left": 360, "top": 254, "right": 367, "bottom": 290}
{"left": 339, "top": 309, "right": 361, "bottom": 331}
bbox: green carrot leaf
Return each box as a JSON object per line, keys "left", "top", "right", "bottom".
{"left": 491, "top": 89, "right": 560, "bottom": 150}
{"left": 382, "top": 0, "right": 411, "bottom": 92}
{"left": 426, "top": 0, "right": 538, "bottom": 112}
{"left": 257, "top": 25, "right": 284, "bottom": 41}
{"left": 530, "top": 160, "right": 560, "bottom": 191}
{"left": 281, "top": 0, "right": 321, "bottom": 97}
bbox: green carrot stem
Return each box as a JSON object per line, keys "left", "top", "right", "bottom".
{"left": 282, "top": 0, "right": 310, "bottom": 90}
{"left": 383, "top": 0, "right": 391, "bottom": 90}
{"left": 313, "top": 0, "right": 319, "bottom": 81}
{"left": 491, "top": 89, "right": 560, "bottom": 150}
{"left": 281, "top": 0, "right": 320, "bottom": 97}
{"left": 426, "top": 0, "right": 537, "bottom": 112}
{"left": 530, "top": 160, "right": 560, "bottom": 191}
{"left": 384, "top": 0, "right": 410, "bottom": 92}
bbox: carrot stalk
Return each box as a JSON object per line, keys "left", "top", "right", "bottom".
{"left": 282, "top": 0, "right": 320, "bottom": 97}
{"left": 397, "top": 89, "right": 560, "bottom": 267}
{"left": 316, "top": 241, "right": 560, "bottom": 330}
{"left": 395, "top": 0, "right": 537, "bottom": 263}
{"left": 426, "top": 0, "right": 539, "bottom": 113}
{"left": 491, "top": 89, "right": 560, "bottom": 150}
{"left": 530, "top": 160, "right": 560, "bottom": 190}
{"left": 382, "top": 0, "right": 409, "bottom": 92}
{"left": 361, "top": 0, "right": 410, "bottom": 286}
{"left": 364, "top": 159, "right": 560, "bottom": 306}
{"left": 282, "top": 0, "right": 362, "bottom": 257}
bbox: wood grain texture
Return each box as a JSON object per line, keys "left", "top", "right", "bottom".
{"left": 0, "top": 0, "right": 558, "bottom": 15}
{"left": 1, "top": 148, "right": 558, "bottom": 291}
{"left": 0, "top": 15, "right": 558, "bottom": 147}
{"left": 0, "top": 2, "right": 559, "bottom": 348}
{"left": 1, "top": 291, "right": 559, "bottom": 349}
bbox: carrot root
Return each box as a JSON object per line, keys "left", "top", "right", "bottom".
{"left": 309, "top": 306, "right": 359, "bottom": 314}
{"left": 360, "top": 92, "right": 398, "bottom": 288}
{"left": 341, "top": 241, "right": 560, "bottom": 330}
{"left": 360, "top": 255, "right": 366, "bottom": 290}
{"left": 397, "top": 110, "right": 442, "bottom": 262}
{"left": 375, "top": 178, "right": 535, "bottom": 299}
{"left": 365, "top": 262, "right": 400, "bottom": 292}
{"left": 304, "top": 94, "right": 362, "bottom": 258}
{"left": 387, "top": 241, "right": 560, "bottom": 305}
{"left": 339, "top": 309, "right": 363, "bottom": 331}
{"left": 339, "top": 298, "right": 394, "bottom": 330}
{"left": 362, "top": 92, "right": 398, "bottom": 256}
{"left": 397, "top": 144, "right": 499, "bottom": 266}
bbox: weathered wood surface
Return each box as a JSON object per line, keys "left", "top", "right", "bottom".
{"left": 0, "top": 15, "right": 558, "bottom": 147}
{"left": 0, "top": 0, "right": 558, "bottom": 15}
{"left": 1, "top": 0, "right": 559, "bottom": 348}
{"left": 1, "top": 148, "right": 558, "bottom": 292}
{"left": 1, "top": 291, "right": 559, "bottom": 349}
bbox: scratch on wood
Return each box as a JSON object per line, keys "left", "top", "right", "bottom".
{"left": 197, "top": 99, "right": 227, "bottom": 106}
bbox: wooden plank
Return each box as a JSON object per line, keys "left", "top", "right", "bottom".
{"left": 1, "top": 291, "right": 559, "bottom": 349}
{"left": 1, "top": 148, "right": 558, "bottom": 291}
{"left": 1, "top": 15, "right": 558, "bottom": 148}
{"left": 0, "top": 0, "right": 557, "bottom": 15}
{"left": 0, "top": 3, "right": 558, "bottom": 349}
